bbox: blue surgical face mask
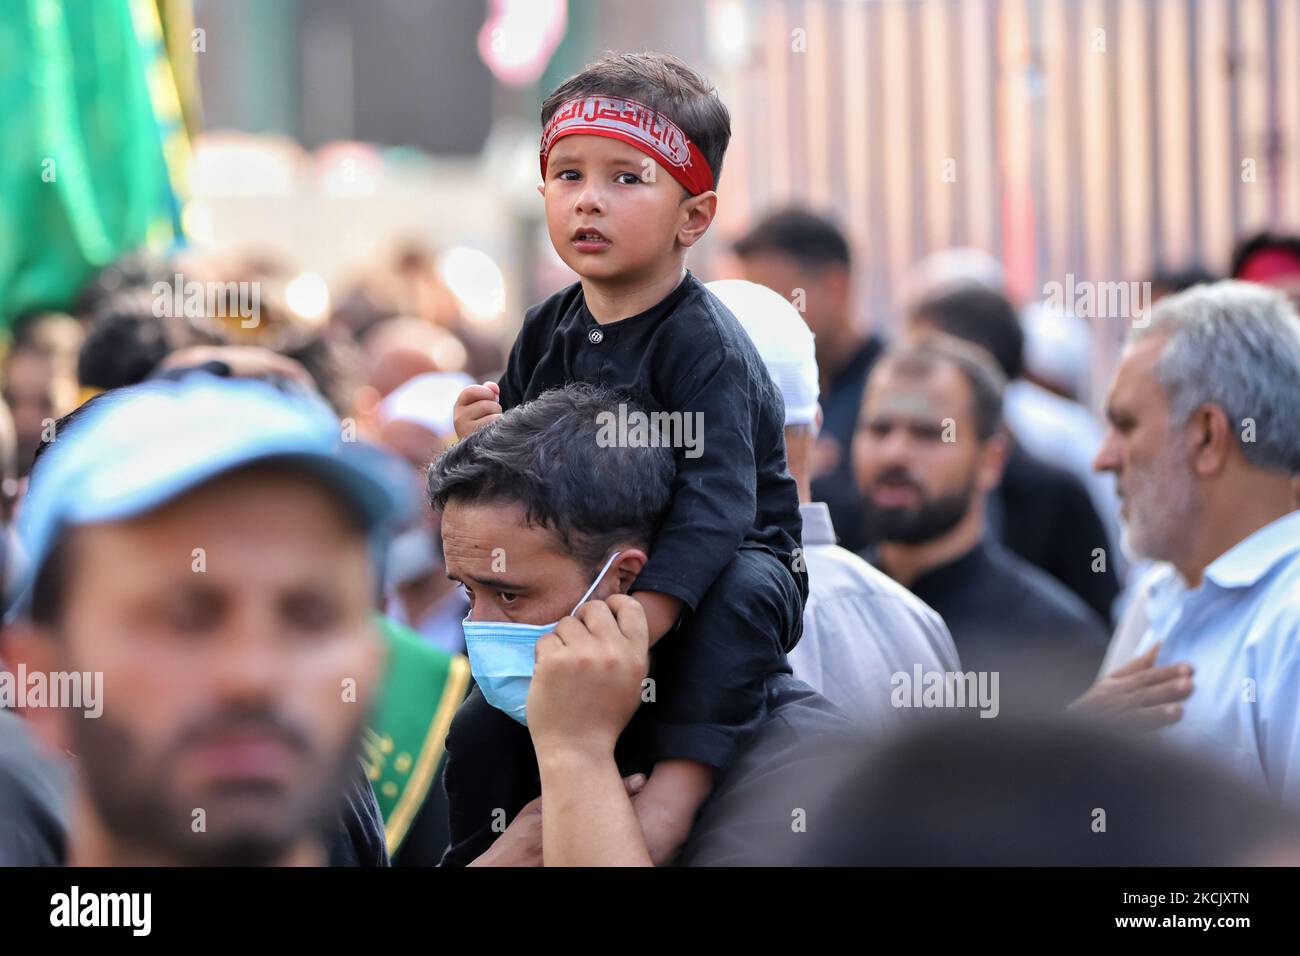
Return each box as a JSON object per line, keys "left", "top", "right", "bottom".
{"left": 461, "top": 551, "right": 623, "bottom": 725}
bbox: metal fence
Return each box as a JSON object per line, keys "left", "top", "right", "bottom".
{"left": 713, "top": 0, "right": 1300, "bottom": 357}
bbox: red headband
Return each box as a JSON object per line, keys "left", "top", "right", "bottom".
{"left": 539, "top": 95, "right": 715, "bottom": 196}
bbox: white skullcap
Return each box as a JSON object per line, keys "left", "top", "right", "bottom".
{"left": 1020, "top": 302, "right": 1090, "bottom": 398}
{"left": 379, "top": 371, "right": 474, "bottom": 439}
{"left": 707, "top": 279, "right": 819, "bottom": 426}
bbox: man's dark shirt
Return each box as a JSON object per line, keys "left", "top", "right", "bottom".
{"left": 991, "top": 444, "right": 1120, "bottom": 625}
{"left": 678, "top": 673, "right": 859, "bottom": 865}
{"left": 877, "top": 539, "right": 1109, "bottom": 713}
{"left": 0, "top": 710, "right": 68, "bottom": 866}
{"left": 440, "top": 674, "right": 857, "bottom": 866}
{"left": 497, "top": 272, "right": 806, "bottom": 613}
{"left": 809, "top": 336, "right": 884, "bottom": 555}
{"left": 327, "top": 763, "right": 390, "bottom": 867}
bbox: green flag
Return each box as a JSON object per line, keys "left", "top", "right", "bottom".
{"left": 0, "top": 0, "right": 186, "bottom": 323}
{"left": 365, "top": 614, "right": 471, "bottom": 855}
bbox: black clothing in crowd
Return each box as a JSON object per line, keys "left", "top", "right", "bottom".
{"left": 881, "top": 539, "right": 1109, "bottom": 713}
{"left": 809, "top": 336, "right": 883, "bottom": 555}
{"left": 991, "top": 443, "right": 1120, "bottom": 626}
{"left": 495, "top": 271, "right": 807, "bottom": 768}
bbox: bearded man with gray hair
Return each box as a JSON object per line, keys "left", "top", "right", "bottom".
{"left": 1077, "top": 280, "right": 1300, "bottom": 806}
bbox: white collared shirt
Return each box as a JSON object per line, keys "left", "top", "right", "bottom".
{"left": 1129, "top": 510, "right": 1300, "bottom": 805}
{"left": 788, "top": 502, "right": 961, "bottom": 734}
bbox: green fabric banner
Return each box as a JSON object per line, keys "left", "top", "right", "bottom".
{"left": 0, "top": 0, "right": 185, "bottom": 324}
{"left": 366, "top": 614, "right": 471, "bottom": 855}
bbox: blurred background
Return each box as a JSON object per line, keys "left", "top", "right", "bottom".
{"left": 3, "top": 0, "right": 1299, "bottom": 430}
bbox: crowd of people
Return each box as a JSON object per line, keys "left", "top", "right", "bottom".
{"left": 2, "top": 50, "right": 1300, "bottom": 868}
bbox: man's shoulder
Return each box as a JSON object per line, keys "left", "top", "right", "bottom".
{"left": 0, "top": 711, "right": 69, "bottom": 866}
{"left": 678, "top": 675, "right": 858, "bottom": 866}
{"left": 987, "top": 543, "right": 1108, "bottom": 642}
{"left": 1241, "top": 552, "right": 1300, "bottom": 649}
{"left": 805, "top": 543, "right": 957, "bottom": 665}
{"left": 809, "top": 542, "right": 937, "bottom": 609}
{"left": 1002, "top": 444, "right": 1091, "bottom": 504}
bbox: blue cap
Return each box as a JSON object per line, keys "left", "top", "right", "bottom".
{"left": 13, "top": 374, "right": 418, "bottom": 614}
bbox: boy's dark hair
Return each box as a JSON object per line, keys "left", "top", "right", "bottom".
{"left": 427, "top": 384, "right": 675, "bottom": 573}
{"left": 541, "top": 52, "right": 731, "bottom": 188}
{"left": 733, "top": 208, "right": 852, "bottom": 271}
{"left": 908, "top": 285, "right": 1025, "bottom": 382}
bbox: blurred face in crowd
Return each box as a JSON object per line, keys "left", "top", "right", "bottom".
{"left": 540, "top": 134, "right": 708, "bottom": 288}
{"left": 3, "top": 349, "right": 74, "bottom": 475}
{"left": 737, "top": 254, "right": 851, "bottom": 343}
{"left": 1094, "top": 334, "right": 1199, "bottom": 564}
{"left": 441, "top": 499, "right": 643, "bottom": 626}
{"left": 30, "top": 466, "right": 382, "bottom": 865}
{"left": 379, "top": 420, "right": 446, "bottom": 592}
{"left": 853, "top": 359, "right": 1004, "bottom": 543}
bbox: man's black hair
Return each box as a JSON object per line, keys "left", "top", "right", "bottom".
{"left": 733, "top": 207, "right": 852, "bottom": 271}
{"left": 908, "top": 285, "right": 1025, "bottom": 382}
{"left": 78, "top": 294, "right": 177, "bottom": 390}
{"left": 1149, "top": 265, "right": 1219, "bottom": 299}
{"left": 427, "top": 384, "right": 676, "bottom": 571}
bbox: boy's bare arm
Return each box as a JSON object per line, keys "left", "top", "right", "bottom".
{"left": 630, "top": 589, "right": 684, "bottom": 647}
{"left": 633, "top": 758, "right": 716, "bottom": 865}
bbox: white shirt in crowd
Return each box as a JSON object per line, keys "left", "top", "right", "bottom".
{"left": 1114, "top": 511, "right": 1300, "bottom": 806}
{"left": 788, "top": 502, "right": 961, "bottom": 733}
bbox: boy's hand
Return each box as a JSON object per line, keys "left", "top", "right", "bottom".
{"left": 453, "top": 381, "right": 503, "bottom": 439}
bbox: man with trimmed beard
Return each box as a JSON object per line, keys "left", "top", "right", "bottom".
{"left": 5, "top": 374, "right": 412, "bottom": 865}
{"left": 853, "top": 335, "right": 1108, "bottom": 714}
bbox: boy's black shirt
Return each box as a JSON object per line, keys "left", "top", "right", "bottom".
{"left": 497, "top": 271, "right": 807, "bottom": 612}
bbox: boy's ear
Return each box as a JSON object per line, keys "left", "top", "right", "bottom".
{"left": 677, "top": 191, "right": 718, "bottom": 248}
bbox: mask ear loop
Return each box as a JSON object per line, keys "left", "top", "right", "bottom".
{"left": 569, "top": 550, "right": 624, "bottom": 616}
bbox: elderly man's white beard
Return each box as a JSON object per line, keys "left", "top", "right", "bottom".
{"left": 1120, "top": 440, "right": 1199, "bottom": 569}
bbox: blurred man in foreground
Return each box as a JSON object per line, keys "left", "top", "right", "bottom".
{"left": 5, "top": 374, "right": 413, "bottom": 865}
